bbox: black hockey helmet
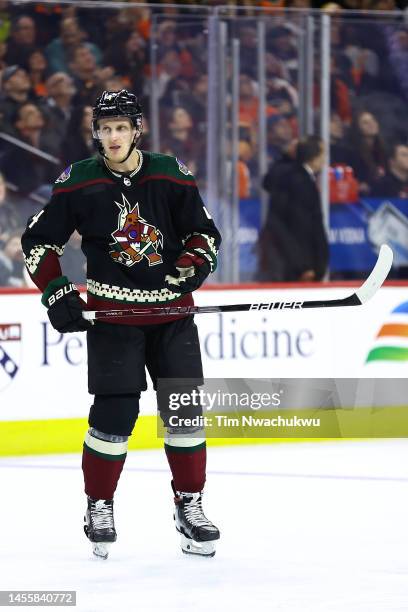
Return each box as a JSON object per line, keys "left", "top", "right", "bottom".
{"left": 92, "top": 89, "right": 143, "bottom": 159}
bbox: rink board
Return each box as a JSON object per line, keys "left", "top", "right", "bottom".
{"left": 0, "top": 284, "right": 407, "bottom": 455}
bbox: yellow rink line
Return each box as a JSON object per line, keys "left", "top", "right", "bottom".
{"left": 0, "top": 416, "right": 316, "bottom": 457}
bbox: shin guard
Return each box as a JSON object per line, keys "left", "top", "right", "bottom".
{"left": 82, "top": 428, "right": 129, "bottom": 500}
{"left": 164, "top": 429, "right": 206, "bottom": 493}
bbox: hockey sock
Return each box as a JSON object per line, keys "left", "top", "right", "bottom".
{"left": 82, "top": 428, "right": 129, "bottom": 499}
{"left": 164, "top": 429, "right": 206, "bottom": 492}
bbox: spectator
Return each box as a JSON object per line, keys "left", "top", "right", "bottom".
{"left": 348, "top": 110, "right": 387, "bottom": 194}
{"left": 45, "top": 17, "right": 102, "bottom": 75}
{"left": 266, "top": 114, "right": 294, "bottom": 165}
{"left": 42, "top": 72, "right": 76, "bottom": 150}
{"left": 156, "top": 21, "right": 178, "bottom": 62}
{"left": 387, "top": 27, "right": 408, "bottom": 103}
{"left": 264, "top": 51, "right": 298, "bottom": 116}
{"left": 74, "top": 5, "right": 115, "bottom": 49}
{"left": 161, "top": 106, "right": 201, "bottom": 177}
{"left": 103, "top": 30, "right": 147, "bottom": 98}
{"left": 60, "top": 105, "right": 95, "bottom": 166}
{"left": 239, "top": 74, "right": 277, "bottom": 125}
{"left": 341, "top": 24, "right": 380, "bottom": 95}
{"left": 5, "top": 15, "right": 37, "bottom": 67}
{"left": 26, "top": 49, "right": 48, "bottom": 97}
{"left": 1, "top": 103, "right": 58, "bottom": 194}
{"left": 0, "top": 172, "right": 22, "bottom": 243}
{"left": 330, "top": 54, "right": 352, "bottom": 123}
{"left": 265, "top": 52, "right": 289, "bottom": 83}
{"left": 372, "top": 143, "right": 408, "bottom": 198}
{"left": 176, "top": 74, "right": 207, "bottom": 134}
{"left": 343, "top": 9, "right": 397, "bottom": 95}
{"left": 257, "top": 136, "right": 328, "bottom": 281}
{"left": 239, "top": 26, "right": 258, "bottom": 80}
{"left": 330, "top": 112, "right": 357, "bottom": 167}
{"left": 16, "top": 103, "right": 58, "bottom": 153}
{"left": 178, "top": 22, "right": 207, "bottom": 76}
{"left": 267, "top": 74, "right": 299, "bottom": 116}
{"left": 69, "top": 44, "right": 113, "bottom": 107}
{"left": 0, "top": 65, "right": 33, "bottom": 134}
{"left": 0, "top": 229, "right": 25, "bottom": 287}
{"left": 99, "top": 10, "right": 130, "bottom": 50}
{"left": 239, "top": 75, "right": 259, "bottom": 125}
{"left": 237, "top": 141, "right": 252, "bottom": 198}
{"left": 103, "top": 75, "right": 127, "bottom": 93}
{"left": 267, "top": 25, "right": 298, "bottom": 82}
{"left": 133, "top": 6, "right": 151, "bottom": 42}
{"left": 157, "top": 49, "right": 189, "bottom": 106}
{"left": 313, "top": 55, "right": 352, "bottom": 124}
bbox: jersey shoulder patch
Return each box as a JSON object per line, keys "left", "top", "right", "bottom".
{"left": 175, "top": 158, "right": 193, "bottom": 176}
{"left": 55, "top": 165, "right": 72, "bottom": 184}
{"left": 146, "top": 152, "right": 196, "bottom": 183}
{"left": 53, "top": 157, "right": 106, "bottom": 191}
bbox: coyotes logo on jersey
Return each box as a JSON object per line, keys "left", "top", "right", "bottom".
{"left": 110, "top": 194, "right": 163, "bottom": 267}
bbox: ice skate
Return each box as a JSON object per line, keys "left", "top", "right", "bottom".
{"left": 172, "top": 483, "right": 220, "bottom": 557}
{"left": 83, "top": 497, "right": 117, "bottom": 560}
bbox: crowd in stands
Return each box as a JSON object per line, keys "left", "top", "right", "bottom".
{"left": 0, "top": 0, "right": 407, "bottom": 286}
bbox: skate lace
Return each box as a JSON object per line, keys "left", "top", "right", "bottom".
{"left": 184, "top": 496, "right": 212, "bottom": 528}
{"left": 91, "top": 501, "right": 114, "bottom": 530}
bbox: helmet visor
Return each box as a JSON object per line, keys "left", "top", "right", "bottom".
{"left": 92, "top": 116, "right": 135, "bottom": 141}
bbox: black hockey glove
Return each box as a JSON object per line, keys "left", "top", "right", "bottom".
{"left": 41, "top": 276, "right": 93, "bottom": 333}
{"left": 164, "top": 251, "right": 211, "bottom": 295}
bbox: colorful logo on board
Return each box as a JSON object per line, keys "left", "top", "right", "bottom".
{"left": 366, "top": 301, "right": 408, "bottom": 363}
{"left": 0, "top": 323, "right": 21, "bottom": 391}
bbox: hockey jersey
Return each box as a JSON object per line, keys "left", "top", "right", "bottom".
{"left": 21, "top": 151, "right": 221, "bottom": 325}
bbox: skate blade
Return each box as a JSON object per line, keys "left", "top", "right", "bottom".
{"left": 180, "top": 533, "right": 216, "bottom": 557}
{"left": 92, "top": 542, "right": 110, "bottom": 560}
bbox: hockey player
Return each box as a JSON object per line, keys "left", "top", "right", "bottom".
{"left": 21, "top": 90, "right": 221, "bottom": 559}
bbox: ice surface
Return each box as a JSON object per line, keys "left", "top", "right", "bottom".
{"left": 1, "top": 440, "right": 408, "bottom": 612}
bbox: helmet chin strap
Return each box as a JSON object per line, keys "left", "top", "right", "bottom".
{"left": 117, "top": 141, "right": 137, "bottom": 164}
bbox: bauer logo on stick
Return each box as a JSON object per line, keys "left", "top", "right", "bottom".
{"left": 0, "top": 323, "right": 21, "bottom": 391}
{"left": 250, "top": 302, "right": 304, "bottom": 310}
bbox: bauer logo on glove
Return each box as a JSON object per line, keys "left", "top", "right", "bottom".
{"left": 41, "top": 275, "right": 94, "bottom": 334}
{"left": 164, "top": 251, "right": 211, "bottom": 294}
{"left": 47, "top": 281, "right": 77, "bottom": 307}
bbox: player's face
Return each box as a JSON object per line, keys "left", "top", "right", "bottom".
{"left": 97, "top": 117, "right": 136, "bottom": 161}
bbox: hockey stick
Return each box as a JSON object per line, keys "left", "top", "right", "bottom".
{"left": 83, "top": 244, "right": 393, "bottom": 321}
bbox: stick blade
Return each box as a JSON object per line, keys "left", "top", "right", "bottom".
{"left": 355, "top": 244, "right": 393, "bottom": 304}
